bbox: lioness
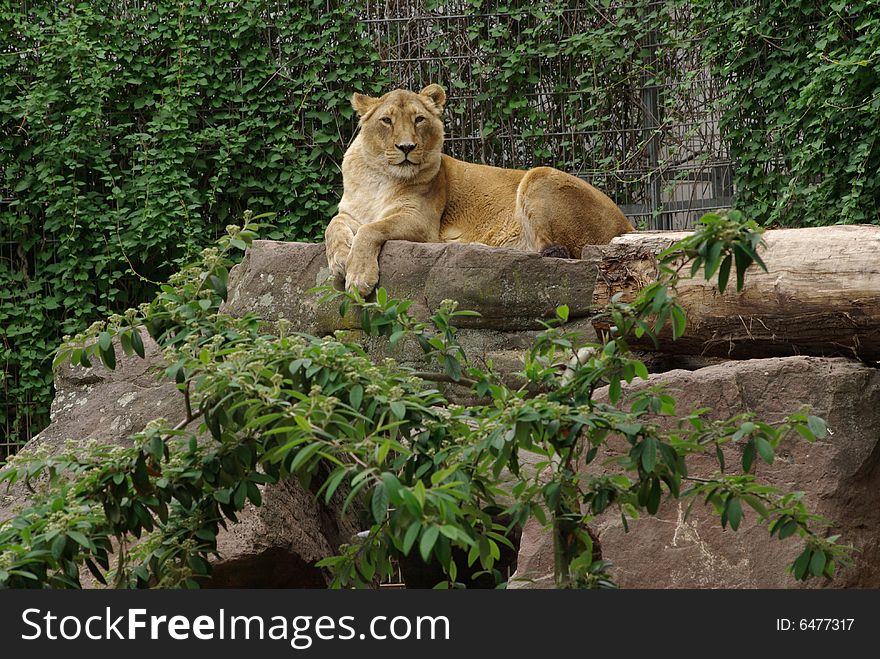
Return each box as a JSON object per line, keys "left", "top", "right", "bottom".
{"left": 326, "top": 84, "right": 633, "bottom": 296}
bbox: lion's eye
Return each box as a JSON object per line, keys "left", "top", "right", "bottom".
{"left": 415, "top": 116, "right": 425, "bottom": 124}
{"left": 380, "top": 117, "right": 392, "bottom": 126}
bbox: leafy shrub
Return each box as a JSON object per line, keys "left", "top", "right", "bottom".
{"left": 0, "top": 211, "right": 851, "bottom": 588}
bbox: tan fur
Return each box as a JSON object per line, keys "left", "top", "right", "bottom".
{"left": 326, "top": 84, "right": 633, "bottom": 295}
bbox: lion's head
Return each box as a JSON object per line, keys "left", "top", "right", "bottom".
{"left": 351, "top": 84, "right": 446, "bottom": 180}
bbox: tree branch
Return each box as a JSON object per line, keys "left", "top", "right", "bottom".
{"left": 410, "top": 371, "right": 478, "bottom": 387}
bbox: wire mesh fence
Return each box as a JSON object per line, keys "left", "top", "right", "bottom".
{"left": 360, "top": 0, "right": 733, "bottom": 230}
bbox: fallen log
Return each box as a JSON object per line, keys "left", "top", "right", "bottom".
{"left": 586, "top": 226, "right": 880, "bottom": 360}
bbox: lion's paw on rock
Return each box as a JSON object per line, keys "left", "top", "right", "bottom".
{"left": 344, "top": 270, "right": 378, "bottom": 298}
{"left": 328, "top": 255, "right": 347, "bottom": 281}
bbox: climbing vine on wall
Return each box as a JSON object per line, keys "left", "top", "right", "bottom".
{"left": 0, "top": 0, "right": 387, "bottom": 454}
{"left": 693, "top": 0, "right": 880, "bottom": 226}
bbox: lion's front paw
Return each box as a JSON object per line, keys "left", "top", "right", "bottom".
{"left": 327, "top": 252, "right": 348, "bottom": 281}
{"left": 345, "top": 266, "right": 379, "bottom": 298}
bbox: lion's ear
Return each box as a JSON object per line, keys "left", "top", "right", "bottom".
{"left": 419, "top": 84, "right": 446, "bottom": 113}
{"left": 351, "top": 92, "right": 379, "bottom": 117}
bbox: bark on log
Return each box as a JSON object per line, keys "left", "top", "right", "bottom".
{"left": 587, "top": 226, "right": 880, "bottom": 360}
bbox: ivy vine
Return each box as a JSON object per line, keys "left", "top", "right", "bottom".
{"left": 0, "top": 0, "right": 387, "bottom": 454}
{"left": 694, "top": 0, "right": 880, "bottom": 226}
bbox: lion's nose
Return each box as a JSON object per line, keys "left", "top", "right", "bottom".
{"left": 396, "top": 143, "right": 416, "bottom": 155}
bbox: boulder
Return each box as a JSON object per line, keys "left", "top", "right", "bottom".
{"left": 510, "top": 356, "right": 880, "bottom": 588}
{"left": 220, "top": 239, "right": 604, "bottom": 585}
{"left": 223, "top": 240, "right": 599, "bottom": 333}
{"left": 0, "top": 332, "right": 360, "bottom": 588}
{"left": 222, "top": 240, "right": 599, "bottom": 404}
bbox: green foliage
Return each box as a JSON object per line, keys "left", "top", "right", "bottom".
{"left": 0, "top": 0, "right": 388, "bottom": 453}
{"left": 694, "top": 0, "right": 880, "bottom": 226}
{"left": 6, "top": 0, "right": 874, "bottom": 457}
{"left": 0, "top": 211, "right": 852, "bottom": 589}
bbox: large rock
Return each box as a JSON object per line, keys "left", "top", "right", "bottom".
{"left": 0, "top": 333, "right": 360, "bottom": 588}
{"left": 223, "top": 240, "right": 599, "bottom": 333}
{"left": 510, "top": 356, "right": 880, "bottom": 588}
{"left": 223, "top": 240, "right": 599, "bottom": 404}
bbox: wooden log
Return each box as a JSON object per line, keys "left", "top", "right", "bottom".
{"left": 587, "top": 226, "right": 880, "bottom": 360}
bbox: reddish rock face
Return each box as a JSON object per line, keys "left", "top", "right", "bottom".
{"left": 511, "top": 356, "right": 880, "bottom": 589}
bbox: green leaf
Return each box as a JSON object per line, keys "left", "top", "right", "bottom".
{"left": 67, "top": 531, "right": 91, "bottom": 549}
{"left": 670, "top": 305, "right": 686, "bottom": 340}
{"left": 84, "top": 558, "right": 107, "bottom": 585}
{"left": 98, "top": 332, "right": 112, "bottom": 352}
{"left": 742, "top": 440, "right": 756, "bottom": 472}
{"left": 715, "top": 445, "right": 726, "bottom": 472}
{"left": 809, "top": 550, "right": 827, "bottom": 577}
{"left": 209, "top": 275, "right": 227, "bottom": 300}
{"left": 380, "top": 472, "right": 402, "bottom": 499}
{"left": 323, "top": 469, "right": 348, "bottom": 503}
{"left": 51, "top": 534, "right": 67, "bottom": 560}
{"left": 233, "top": 481, "right": 247, "bottom": 510}
{"left": 755, "top": 436, "right": 774, "bottom": 464}
{"left": 99, "top": 344, "right": 116, "bottom": 370}
{"left": 131, "top": 330, "right": 146, "bottom": 359}
{"left": 608, "top": 376, "right": 621, "bottom": 404}
{"left": 443, "top": 356, "right": 462, "bottom": 382}
{"left": 119, "top": 330, "right": 133, "bottom": 356}
{"left": 742, "top": 494, "right": 769, "bottom": 518}
{"left": 246, "top": 480, "right": 262, "bottom": 506}
{"left": 194, "top": 527, "right": 216, "bottom": 541}
{"left": 289, "top": 442, "right": 323, "bottom": 473}
{"left": 704, "top": 239, "right": 723, "bottom": 279}
{"left": 79, "top": 350, "right": 92, "bottom": 368}
{"left": 349, "top": 384, "right": 363, "bottom": 410}
{"left": 778, "top": 519, "right": 798, "bottom": 540}
{"left": 400, "top": 488, "right": 422, "bottom": 517}
{"left": 371, "top": 483, "right": 389, "bottom": 523}
{"left": 725, "top": 496, "right": 743, "bottom": 530}
{"left": 806, "top": 415, "right": 827, "bottom": 439}
{"left": 717, "top": 254, "right": 732, "bottom": 293}
{"left": 641, "top": 437, "right": 657, "bottom": 472}
{"left": 738, "top": 243, "right": 767, "bottom": 272}
{"left": 403, "top": 522, "right": 422, "bottom": 555}
{"left": 389, "top": 329, "right": 406, "bottom": 348}
{"left": 733, "top": 245, "right": 751, "bottom": 292}
{"left": 792, "top": 548, "right": 812, "bottom": 580}
{"left": 420, "top": 526, "right": 440, "bottom": 562}
{"left": 543, "top": 481, "right": 561, "bottom": 510}
{"left": 645, "top": 477, "right": 662, "bottom": 514}
{"left": 389, "top": 401, "right": 406, "bottom": 419}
